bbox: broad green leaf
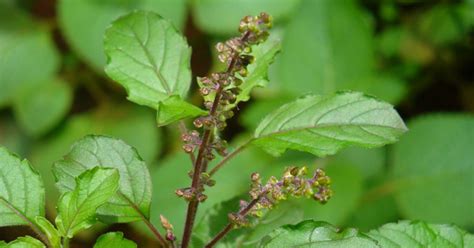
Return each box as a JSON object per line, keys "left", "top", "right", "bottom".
{"left": 30, "top": 104, "right": 160, "bottom": 208}
{"left": 252, "top": 92, "right": 407, "bottom": 157}
{"left": 93, "top": 232, "right": 137, "bottom": 248}
{"left": 418, "top": 4, "right": 471, "bottom": 46}
{"left": 2, "top": 236, "right": 45, "bottom": 248}
{"left": 53, "top": 136, "right": 152, "bottom": 223}
{"left": 56, "top": 167, "right": 119, "bottom": 237}
{"left": 277, "top": 0, "right": 374, "bottom": 96}
{"left": 259, "top": 220, "right": 378, "bottom": 247}
{"left": 0, "top": 147, "right": 44, "bottom": 227}
{"left": 34, "top": 216, "right": 61, "bottom": 248}
{"left": 392, "top": 114, "right": 474, "bottom": 227}
{"left": 349, "top": 195, "right": 399, "bottom": 232}
{"left": 13, "top": 79, "right": 72, "bottom": 137}
{"left": 0, "top": 4, "right": 59, "bottom": 107}
{"left": 227, "top": 34, "right": 282, "bottom": 110}
{"left": 191, "top": 0, "right": 301, "bottom": 36}
{"left": 59, "top": 0, "right": 187, "bottom": 71}
{"left": 367, "top": 221, "right": 474, "bottom": 247}
{"left": 104, "top": 10, "right": 204, "bottom": 125}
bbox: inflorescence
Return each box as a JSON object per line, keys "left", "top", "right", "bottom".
{"left": 176, "top": 13, "right": 273, "bottom": 203}
{"left": 229, "top": 167, "right": 333, "bottom": 228}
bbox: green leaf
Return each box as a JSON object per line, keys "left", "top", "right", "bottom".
{"left": 30, "top": 104, "right": 160, "bottom": 208}
{"left": 252, "top": 92, "right": 407, "bottom": 157}
{"left": 56, "top": 167, "right": 119, "bottom": 237}
{"left": 104, "top": 10, "right": 204, "bottom": 125}
{"left": 0, "top": 147, "right": 44, "bottom": 227}
{"left": 53, "top": 136, "right": 152, "bottom": 223}
{"left": 227, "top": 34, "right": 282, "bottom": 110}
{"left": 58, "top": 0, "right": 187, "bottom": 71}
{"left": 277, "top": 0, "right": 374, "bottom": 96}
{"left": 191, "top": 0, "right": 301, "bottom": 36}
{"left": 392, "top": 114, "right": 474, "bottom": 227}
{"left": 0, "top": 4, "right": 59, "bottom": 107}
{"left": 156, "top": 96, "right": 207, "bottom": 127}
{"left": 93, "top": 232, "right": 137, "bottom": 248}
{"left": 34, "top": 216, "right": 61, "bottom": 248}
{"left": 13, "top": 79, "right": 72, "bottom": 137}
{"left": 2, "top": 236, "right": 45, "bottom": 248}
{"left": 367, "top": 221, "right": 474, "bottom": 247}
{"left": 260, "top": 220, "right": 378, "bottom": 247}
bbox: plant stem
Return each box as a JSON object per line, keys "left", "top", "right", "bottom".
{"left": 63, "top": 237, "right": 70, "bottom": 248}
{"left": 0, "top": 197, "right": 51, "bottom": 247}
{"left": 205, "top": 197, "right": 260, "bottom": 248}
{"left": 181, "top": 31, "right": 251, "bottom": 248}
{"left": 181, "top": 88, "right": 222, "bottom": 248}
{"left": 208, "top": 139, "right": 252, "bottom": 176}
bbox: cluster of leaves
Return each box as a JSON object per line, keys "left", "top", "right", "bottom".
{"left": 0, "top": 0, "right": 473, "bottom": 247}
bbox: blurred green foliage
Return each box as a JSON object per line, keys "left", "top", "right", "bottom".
{"left": 0, "top": 0, "right": 473, "bottom": 246}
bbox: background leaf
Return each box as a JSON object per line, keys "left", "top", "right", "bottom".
{"left": 13, "top": 79, "right": 72, "bottom": 137}
{"left": 191, "top": 0, "right": 301, "bottom": 36}
{"left": 53, "top": 136, "right": 152, "bottom": 223}
{"left": 0, "top": 4, "right": 59, "bottom": 107}
{"left": 252, "top": 92, "right": 407, "bottom": 157}
{"left": 93, "top": 232, "right": 136, "bottom": 248}
{"left": 59, "top": 0, "right": 187, "bottom": 71}
{"left": 56, "top": 167, "right": 119, "bottom": 237}
{"left": 0, "top": 147, "right": 44, "bottom": 227}
{"left": 392, "top": 114, "right": 474, "bottom": 227}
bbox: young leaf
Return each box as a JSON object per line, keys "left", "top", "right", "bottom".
{"left": 260, "top": 220, "right": 378, "bottom": 247}
{"left": 367, "top": 221, "right": 474, "bottom": 247}
{"left": 53, "top": 135, "right": 152, "bottom": 223}
{"left": 392, "top": 114, "right": 474, "bottom": 227}
{"left": 93, "top": 232, "right": 137, "bottom": 248}
{"left": 226, "top": 34, "right": 282, "bottom": 110}
{"left": 1, "top": 236, "right": 45, "bottom": 248}
{"left": 252, "top": 92, "right": 407, "bottom": 157}
{"left": 104, "top": 10, "right": 205, "bottom": 125}
{"left": 0, "top": 147, "right": 45, "bottom": 227}
{"left": 34, "top": 216, "right": 61, "bottom": 248}
{"left": 55, "top": 167, "right": 119, "bottom": 238}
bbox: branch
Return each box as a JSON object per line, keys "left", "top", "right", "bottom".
{"left": 205, "top": 197, "right": 260, "bottom": 248}
{"left": 208, "top": 139, "right": 252, "bottom": 176}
